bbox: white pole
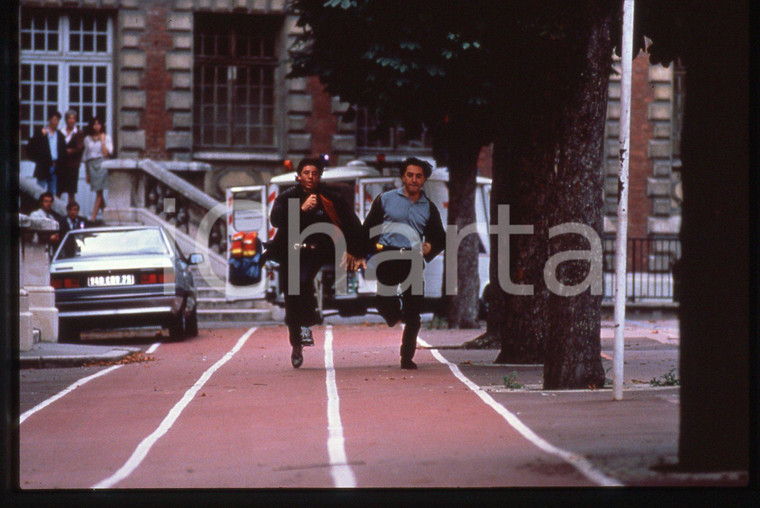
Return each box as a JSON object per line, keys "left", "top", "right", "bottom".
{"left": 614, "top": 0, "right": 635, "bottom": 401}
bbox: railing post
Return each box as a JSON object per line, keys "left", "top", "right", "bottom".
{"left": 105, "top": 158, "right": 140, "bottom": 211}
{"left": 630, "top": 238, "right": 637, "bottom": 302}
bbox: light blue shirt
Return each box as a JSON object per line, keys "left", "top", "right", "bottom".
{"left": 375, "top": 188, "right": 433, "bottom": 249}
{"left": 47, "top": 130, "right": 58, "bottom": 162}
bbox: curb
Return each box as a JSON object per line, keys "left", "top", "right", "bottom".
{"left": 19, "top": 347, "right": 141, "bottom": 369}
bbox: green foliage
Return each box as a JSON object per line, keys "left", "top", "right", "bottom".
{"left": 289, "top": 0, "right": 642, "bottom": 144}
{"left": 503, "top": 371, "right": 524, "bottom": 390}
{"left": 289, "top": 0, "right": 690, "bottom": 145}
{"left": 650, "top": 369, "right": 680, "bottom": 387}
{"left": 426, "top": 315, "right": 448, "bottom": 330}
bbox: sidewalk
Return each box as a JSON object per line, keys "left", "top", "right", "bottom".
{"left": 19, "top": 342, "right": 142, "bottom": 369}
{"left": 418, "top": 316, "right": 748, "bottom": 487}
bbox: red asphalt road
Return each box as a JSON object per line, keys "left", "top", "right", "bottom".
{"left": 20, "top": 325, "right": 597, "bottom": 489}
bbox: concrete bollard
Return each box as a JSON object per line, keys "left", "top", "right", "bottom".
{"left": 19, "top": 288, "right": 34, "bottom": 352}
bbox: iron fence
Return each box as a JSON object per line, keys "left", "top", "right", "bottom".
{"left": 602, "top": 235, "right": 681, "bottom": 302}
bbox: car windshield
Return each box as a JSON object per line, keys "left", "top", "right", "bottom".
{"left": 56, "top": 229, "right": 169, "bottom": 260}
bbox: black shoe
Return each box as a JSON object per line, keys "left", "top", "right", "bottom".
{"left": 400, "top": 359, "right": 418, "bottom": 370}
{"left": 291, "top": 345, "right": 303, "bottom": 368}
{"left": 300, "top": 326, "right": 314, "bottom": 347}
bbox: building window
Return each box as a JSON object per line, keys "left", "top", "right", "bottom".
{"left": 19, "top": 9, "right": 113, "bottom": 144}
{"left": 671, "top": 59, "right": 685, "bottom": 167}
{"left": 194, "top": 14, "right": 281, "bottom": 151}
{"left": 355, "top": 107, "right": 432, "bottom": 154}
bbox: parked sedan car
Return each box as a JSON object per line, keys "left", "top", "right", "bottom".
{"left": 50, "top": 226, "right": 204, "bottom": 341}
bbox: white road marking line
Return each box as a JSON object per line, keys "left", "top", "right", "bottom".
{"left": 324, "top": 326, "right": 357, "bottom": 488}
{"left": 20, "top": 365, "right": 124, "bottom": 425}
{"left": 91, "top": 327, "right": 257, "bottom": 489}
{"left": 22, "top": 343, "right": 162, "bottom": 425}
{"left": 417, "top": 338, "right": 623, "bottom": 487}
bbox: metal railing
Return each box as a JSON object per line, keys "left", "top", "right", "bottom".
{"left": 603, "top": 235, "right": 681, "bottom": 302}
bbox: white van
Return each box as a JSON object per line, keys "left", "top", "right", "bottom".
{"left": 225, "top": 160, "right": 491, "bottom": 321}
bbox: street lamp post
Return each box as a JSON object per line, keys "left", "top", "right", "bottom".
{"left": 613, "top": 0, "right": 635, "bottom": 401}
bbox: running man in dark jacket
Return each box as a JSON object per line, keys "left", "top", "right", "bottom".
{"left": 268, "top": 157, "right": 364, "bottom": 368}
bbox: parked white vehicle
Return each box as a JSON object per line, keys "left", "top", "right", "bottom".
{"left": 225, "top": 160, "right": 492, "bottom": 321}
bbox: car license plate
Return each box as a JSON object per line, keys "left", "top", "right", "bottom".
{"left": 87, "top": 274, "right": 135, "bottom": 287}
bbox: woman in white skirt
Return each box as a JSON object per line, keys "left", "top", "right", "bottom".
{"left": 83, "top": 117, "right": 113, "bottom": 223}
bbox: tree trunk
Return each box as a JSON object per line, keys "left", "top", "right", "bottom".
{"left": 433, "top": 122, "right": 484, "bottom": 330}
{"left": 492, "top": 2, "right": 615, "bottom": 389}
{"left": 491, "top": 129, "right": 550, "bottom": 364}
{"left": 445, "top": 134, "right": 482, "bottom": 329}
{"left": 676, "top": 3, "right": 749, "bottom": 471}
{"left": 540, "top": 4, "right": 613, "bottom": 390}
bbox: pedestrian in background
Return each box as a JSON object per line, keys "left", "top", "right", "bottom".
{"left": 58, "top": 201, "right": 89, "bottom": 238}
{"left": 27, "top": 111, "right": 65, "bottom": 196}
{"left": 267, "top": 157, "right": 364, "bottom": 368}
{"left": 83, "top": 117, "right": 112, "bottom": 223}
{"left": 30, "top": 191, "right": 62, "bottom": 253}
{"left": 362, "top": 157, "right": 445, "bottom": 370}
{"left": 58, "top": 110, "right": 85, "bottom": 206}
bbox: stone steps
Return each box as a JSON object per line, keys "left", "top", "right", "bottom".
{"left": 197, "top": 308, "right": 272, "bottom": 324}
{"left": 191, "top": 266, "right": 273, "bottom": 323}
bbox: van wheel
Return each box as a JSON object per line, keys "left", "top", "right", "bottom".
{"left": 59, "top": 323, "right": 80, "bottom": 343}
{"left": 478, "top": 283, "right": 493, "bottom": 320}
{"left": 314, "top": 270, "right": 325, "bottom": 325}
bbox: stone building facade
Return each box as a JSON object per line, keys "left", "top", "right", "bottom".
{"left": 18, "top": 0, "right": 682, "bottom": 240}
{"left": 604, "top": 54, "right": 683, "bottom": 238}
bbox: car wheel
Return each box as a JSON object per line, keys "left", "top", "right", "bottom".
{"left": 59, "top": 323, "right": 80, "bottom": 343}
{"left": 168, "top": 304, "right": 187, "bottom": 342}
{"left": 185, "top": 307, "right": 198, "bottom": 338}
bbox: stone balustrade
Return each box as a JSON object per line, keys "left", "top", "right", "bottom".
{"left": 102, "top": 159, "right": 228, "bottom": 291}
{"left": 19, "top": 213, "right": 59, "bottom": 350}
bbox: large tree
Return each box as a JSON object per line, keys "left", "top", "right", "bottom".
{"left": 484, "top": 3, "right": 617, "bottom": 389}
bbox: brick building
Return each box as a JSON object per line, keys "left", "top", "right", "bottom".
{"left": 18, "top": 0, "right": 682, "bottom": 241}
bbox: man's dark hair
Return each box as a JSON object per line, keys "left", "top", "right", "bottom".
{"left": 39, "top": 191, "right": 54, "bottom": 204}
{"left": 48, "top": 111, "right": 62, "bottom": 121}
{"left": 66, "top": 201, "right": 80, "bottom": 211}
{"left": 401, "top": 157, "right": 433, "bottom": 179}
{"left": 297, "top": 157, "right": 325, "bottom": 176}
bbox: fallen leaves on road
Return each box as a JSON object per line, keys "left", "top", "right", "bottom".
{"left": 83, "top": 351, "right": 156, "bottom": 367}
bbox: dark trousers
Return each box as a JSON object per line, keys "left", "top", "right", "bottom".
{"left": 281, "top": 247, "right": 329, "bottom": 347}
{"left": 376, "top": 259, "right": 423, "bottom": 361}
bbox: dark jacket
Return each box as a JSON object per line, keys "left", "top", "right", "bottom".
{"left": 61, "top": 129, "right": 85, "bottom": 172}
{"left": 266, "top": 184, "right": 364, "bottom": 263}
{"left": 27, "top": 128, "right": 66, "bottom": 181}
{"left": 58, "top": 215, "right": 89, "bottom": 238}
{"left": 362, "top": 190, "right": 446, "bottom": 263}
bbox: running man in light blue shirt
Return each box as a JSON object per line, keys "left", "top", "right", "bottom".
{"left": 361, "top": 157, "right": 446, "bottom": 370}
